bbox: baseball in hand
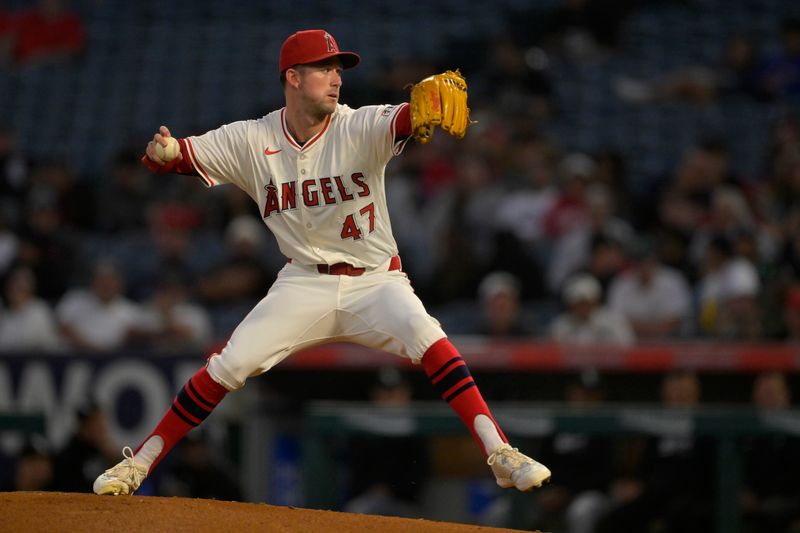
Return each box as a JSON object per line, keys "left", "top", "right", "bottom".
{"left": 155, "top": 136, "right": 180, "bottom": 161}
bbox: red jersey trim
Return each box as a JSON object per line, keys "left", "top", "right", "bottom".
{"left": 184, "top": 138, "right": 214, "bottom": 187}
{"left": 391, "top": 103, "right": 411, "bottom": 139}
{"left": 390, "top": 103, "right": 411, "bottom": 156}
{"left": 280, "top": 108, "right": 332, "bottom": 152}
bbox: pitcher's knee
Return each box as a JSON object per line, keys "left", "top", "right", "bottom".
{"left": 207, "top": 354, "right": 249, "bottom": 391}
{"left": 405, "top": 314, "right": 447, "bottom": 362}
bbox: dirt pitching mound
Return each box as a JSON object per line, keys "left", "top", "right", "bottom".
{"left": 0, "top": 492, "right": 532, "bottom": 532}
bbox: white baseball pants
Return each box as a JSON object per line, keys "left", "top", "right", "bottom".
{"left": 207, "top": 257, "right": 446, "bottom": 390}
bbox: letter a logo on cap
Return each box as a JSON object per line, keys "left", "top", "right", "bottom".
{"left": 279, "top": 29, "right": 360, "bottom": 73}
{"left": 324, "top": 32, "right": 337, "bottom": 52}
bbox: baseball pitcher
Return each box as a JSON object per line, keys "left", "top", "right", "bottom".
{"left": 94, "top": 29, "right": 551, "bottom": 497}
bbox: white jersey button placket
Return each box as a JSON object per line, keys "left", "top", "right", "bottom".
{"left": 297, "top": 150, "right": 314, "bottom": 238}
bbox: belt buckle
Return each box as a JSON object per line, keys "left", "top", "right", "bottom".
{"left": 318, "top": 262, "right": 365, "bottom": 276}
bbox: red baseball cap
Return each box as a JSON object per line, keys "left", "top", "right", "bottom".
{"left": 279, "top": 30, "right": 360, "bottom": 74}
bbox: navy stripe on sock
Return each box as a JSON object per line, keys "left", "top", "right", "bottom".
{"left": 434, "top": 364, "right": 472, "bottom": 398}
{"left": 176, "top": 386, "right": 211, "bottom": 422}
{"left": 444, "top": 382, "right": 476, "bottom": 403}
{"left": 430, "top": 356, "right": 462, "bottom": 381}
{"left": 188, "top": 380, "right": 216, "bottom": 410}
{"left": 170, "top": 404, "right": 198, "bottom": 427}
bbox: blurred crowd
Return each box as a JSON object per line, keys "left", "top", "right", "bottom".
{"left": 331, "top": 367, "right": 800, "bottom": 533}
{"left": 2, "top": 1, "right": 800, "bottom": 354}
{"left": 507, "top": 369, "right": 800, "bottom": 533}
{"left": 2, "top": 3, "right": 800, "bottom": 533}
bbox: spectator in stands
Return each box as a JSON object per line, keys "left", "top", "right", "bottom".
{"left": 0, "top": 212, "right": 18, "bottom": 281}
{"left": 655, "top": 141, "right": 732, "bottom": 235}
{"left": 17, "top": 195, "right": 76, "bottom": 302}
{"left": 762, "top": 144, "right": 800, "bottom": 287}
{"left": 52, "top": 402, "right": 119, "bottom": 492}
{"left": 582, "top": 233, "right": 629, "bottom": 297}
{"left": 696, "top": 235, "right": 762, "bottom": 339}
{"left": 196, "top": 215, "right": 273, "bottom": 307}
{"left": 546, "top": 183, "right": 635, "bottom": 294}
{"left": 550, "top": 273, "right": 634, "bottom": 346}
{"left": 712, "top": 264, "right": 762, "bottom": 340}
{"left": 597, "top": 370, "right": 714, "bottom": 533}
{"left": 654, "top": 226, "right": 694, "bottom": 282}
{"left": 607, "top": 240, "right": 693, "bottom": 339}
{"left": 343, "top": 367, "right": 430, "bottom": 518}
{"left": 543, "top": 153, "right": 595, "bottom": 244}
{"left": 473, "top": 271, "right": 533, "bottom": 338}
{"left": 95, "top": 150, "right": 155, "bottom": 234}
{"left": 492, "top": 138, "right": 558, "bottom": 298}
{"left": 543, "top": 153, "right": 615, "bottom": 294}
{"left": 0, "top": 0, "right": 85, "bottom": 66}
{"left": 494, "top": 138, "right": 558, "bottom": 247}
{"left": 425, "top": 153, "right": 504, "bottom": 303}
{"left": 130, "top": 203, "right": 205, "bottom": 302}
{"left": 688, "top": 186, "right": 761, "bottom": 263}
{"left": 696, "top": 235, "right": 735, "bottom": 333}
{"left": 741, "top": 371, "right": 800, "bottom": 533}
{"left": 759, "top": 120, "right": 800, "bottom": 252}
{"left": 0, "top": 266, "right": 62, "bottom": 351}
{"left": 27, "top": 159, "right": 95, "bottom": 231}
{"left": 530, "top": 369, "right": 616, "bottom": 533}
{"left": 139, "top": 272, "right": 213, "bottom": 353}
{"left": 592, "top": 150, "right": 632, "bottom": 221}
{"left": 0, "top": 126, "right": 30, "bottom": 229}
{"left": 0, "top": 128, "right": 26, "bottom": 280}
{"left": 56, "top": 260, "right": 146, "bottom": 351}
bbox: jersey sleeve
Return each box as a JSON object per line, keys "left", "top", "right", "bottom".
{"left": 353, "top": 104, "right": 412, "bottom": 164}
{"left": 183, "top": 120, "right": 255, "bottom": 191}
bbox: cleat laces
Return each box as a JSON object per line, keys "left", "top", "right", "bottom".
{"left": 105, "top": 446, "right": 146, "bottom": 488}
{"left": 487, "top": 445, "right": 529, "bottom": 469}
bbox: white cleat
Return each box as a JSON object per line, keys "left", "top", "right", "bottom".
{"left": 487, "top": 443, "right": 552, "bottom": 492}
{"left": 93, "top": 446, "right": 148, "bottom": 496}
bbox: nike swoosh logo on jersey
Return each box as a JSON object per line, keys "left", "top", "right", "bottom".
{"left": 264, "top": 147, "right": 282, "bottom": 155}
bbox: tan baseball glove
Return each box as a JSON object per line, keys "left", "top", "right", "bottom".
{"left": 409, "top": 69, "right": 471, "bottom": 144}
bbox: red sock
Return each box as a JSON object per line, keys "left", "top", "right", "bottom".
{"left": 134, "top": 366, "right": 228, "bottom": 472}
{"left": 421, "top": 338, "right": 507, "bottom": 455}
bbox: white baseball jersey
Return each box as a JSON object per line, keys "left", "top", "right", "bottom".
{"left": 183, "top": 102, "right": 446, "bottom": 391}
{"left": 185, "top": 103, "right": 410, "bottom": 268}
